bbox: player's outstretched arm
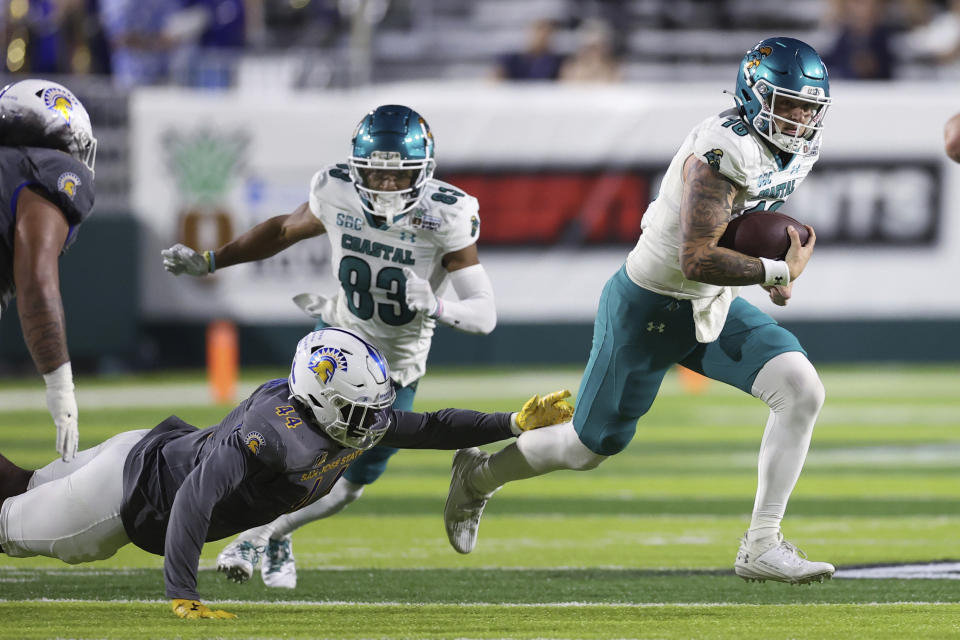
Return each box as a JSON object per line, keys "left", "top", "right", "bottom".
{"left": 161, "top": 202, "right": 325, "bottom": 276}
{"left": 512, "top": 390, "right": 575, "bottom": 432}
{"left": 171, "top": 599, "right": 236, "bottom": 619}
{"left": 163, "top": 439, "right": 249, "bottom": 607}
{"left": 13, "top": 188, "right": 78, "bottom": 461}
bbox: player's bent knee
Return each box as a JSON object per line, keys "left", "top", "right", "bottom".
{"left": 754, "top": 351, "right": 824, "bottom": 417}
{"left": 780, "top": 356, "right": 825, "bottom": 417}
{"left": 517, "top": 421, "right": 608, "bottom": 472}
{"left": 54, "top": 537, "right": 124, "bottom": 564}
{"left": 795, "top": 372, "right": 825, "bottom": 417}
{"left": 567, "top": 449, "right": 606, "bottom": 471}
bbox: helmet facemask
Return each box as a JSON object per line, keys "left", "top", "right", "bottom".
{"left": 749, "top": 80, "right": 830, "bottom": 155}
{"left": 72, "top": 130, "right": 97, "bottom": 174}
{"left": 297, "top": 384, "right": 394, "bottom": 450}
{"left": 288, "top": 328, "right": 396, "bottom": 450}
{"left": 348, "top": 150, "right": 435, "bottom": 225}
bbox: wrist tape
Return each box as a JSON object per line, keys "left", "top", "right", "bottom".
{"left": 759, "top": 257, "right": 790, "bottom": 288}
{"left": 42, "top": 361, "right": 74, "bottom": 391}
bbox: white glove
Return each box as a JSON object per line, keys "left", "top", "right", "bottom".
{"left": 43, "top": 362, "right": 78, "bottom": 461}
{"left": 292, "top": 292, "right": 337, "bottom": 320}
{"left": 161, "top": 243, "right": 212, "bottom": 276}
{"left": 401, "top": 267, "right": 440, "bottom": 318}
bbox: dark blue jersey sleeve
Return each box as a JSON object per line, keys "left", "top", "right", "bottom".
{"left": 0, "top": 146, "right": 95, "bottom": 310}
{"left": 162, "top": 431, "right": 250, "bottom": 600}
{"left": 162, "top": 412, "right": 285, "bottom": 600}
{"left": 0, "top": 147, "right": 95, "bottom": 230}
{"left": 379, "top": 409, "right": 514, "bottom": 449}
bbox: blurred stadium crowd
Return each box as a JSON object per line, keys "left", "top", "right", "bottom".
{"left": 6, "top": 0, "right": 960, "bottom": 89}
{"left": 5, "top": 0, "right": 960, "bottom": 213}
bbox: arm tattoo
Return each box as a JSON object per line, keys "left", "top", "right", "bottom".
{"left": 680, "top": 158, "right": 765, "bottom": 285}
{"left": 19, "top": 293, "right": 69, "bottom": 373}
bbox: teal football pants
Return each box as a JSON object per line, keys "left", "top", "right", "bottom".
{"left": 313, "top": 318, "right": 418, "bottom": 486}
{"left": 572, "top": 265, "right": 804, "bottom": 456}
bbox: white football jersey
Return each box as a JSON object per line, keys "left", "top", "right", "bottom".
{"left": 626, "top": 107, "right": 820, "bottom": 300}
{"left": 308, "top": 163, "right": 481, "bottom": 386}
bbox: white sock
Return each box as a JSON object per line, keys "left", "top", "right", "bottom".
{"left": 234, "top": 524, "right": 274, "bottom": 549}
{"left": 470, "top": 421, "right": 606, "bottom": 495}
{"left": 747, "top": 351, "right": 824, "bottom": 542}
{"left": 471, "top": 442, "right": 538, "bottom": 495}
{"left": 269, "top": 478, "right": 365, "bottom": 539}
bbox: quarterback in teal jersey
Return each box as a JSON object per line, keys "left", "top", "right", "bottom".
{"left": 162, "top": 105, "right": 496, "bottom": 588}
{"left": 444, "top": 37, "right": 836, "bottom": 586}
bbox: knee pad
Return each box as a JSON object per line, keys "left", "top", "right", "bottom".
{"left": 516, "top": 421, "right": 607, "bottom": 473}
{"left": 752, "top": 351, "right": 825, "bottom": 418}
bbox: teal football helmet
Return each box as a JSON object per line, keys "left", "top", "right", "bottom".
{"left": 348, "top": 105, "right": 435, "bottom": 225}
{"left": 734, "top": 37, "right": 831, "bottom": 155}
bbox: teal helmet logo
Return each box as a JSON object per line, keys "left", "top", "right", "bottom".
{"left": 348, "top": 105, "right": 436, "bottom": 227}
{"left": 734, "top": 37, "right": 831, "bottom": 155}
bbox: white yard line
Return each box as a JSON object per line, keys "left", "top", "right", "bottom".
{"left": 835, "top": 562, "right": 960, "bottom": 579}
{"left": 0, "top": 598, "right": 957, "bottom": 607}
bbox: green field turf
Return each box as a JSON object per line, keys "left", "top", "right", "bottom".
{"left": 1, "top": 365, "right": 959, "bottom": 639}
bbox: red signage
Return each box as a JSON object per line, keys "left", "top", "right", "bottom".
{"left": 440, "top": 171, "right": 653, "bottom": 245}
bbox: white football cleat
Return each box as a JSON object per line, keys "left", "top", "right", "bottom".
{"left": 217, "top": 539, "right": 262, "bottom": 583}
{"left": 734, "top": 532, "right": 835, "bottom": 585}
{"left": 261, "top": 535, "right": 297, "bottom": 589}
{"left": 444, "top": 447, "right": 495, "bottom": 554}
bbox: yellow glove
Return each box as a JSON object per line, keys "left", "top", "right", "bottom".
{"left": 171, "top": 599, "right": 237, "bottom": 619}
{"left": 515, "top": 390, "right": 574, "bottom": 431}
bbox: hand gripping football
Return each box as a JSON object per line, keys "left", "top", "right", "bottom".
{"left": 718, "top": 211, "right": 810, "bottom": 260}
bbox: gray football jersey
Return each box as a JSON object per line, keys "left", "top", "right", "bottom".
{"left": 119, "top": 378, "right": 513, "bottom": 599}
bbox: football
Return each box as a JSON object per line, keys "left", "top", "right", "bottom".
{"left": 718, "top": 211, "right": 810, "bottom": 260}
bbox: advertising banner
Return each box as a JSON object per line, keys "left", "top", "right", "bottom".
{"left": 131, "top": 82, "right": 960, "bottom": 322}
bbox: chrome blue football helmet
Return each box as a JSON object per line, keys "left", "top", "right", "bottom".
{"left": 348, "top": 105, "right": 435, "bottom": 225}
{"left": 0, "top": 78, "right": 97, "bottom": 173}
{"left": 734, "top": 37, "right": 831, "bottom": 155}
{"left": 289, "top": 327, "right": 395, "bottom": 450}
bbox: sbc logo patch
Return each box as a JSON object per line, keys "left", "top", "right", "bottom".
{"left": 307, "top": 347, "right": 348, "bottom": 384}
{"left": 57, "top": 172, "right": 80, "bottom": 200}
{"left": 470, "top": 215, "right": 480, "bottom": 238}
{"left": 244, "top": 431, "right": 265, "bottom": 455}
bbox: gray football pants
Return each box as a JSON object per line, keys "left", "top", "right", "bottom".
{"left": 0, "top": 429, "right": 147, "bottom": 563}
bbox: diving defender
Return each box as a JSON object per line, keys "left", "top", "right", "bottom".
{"left": 0, "top": 327, "right": 573, "bottom": 618}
